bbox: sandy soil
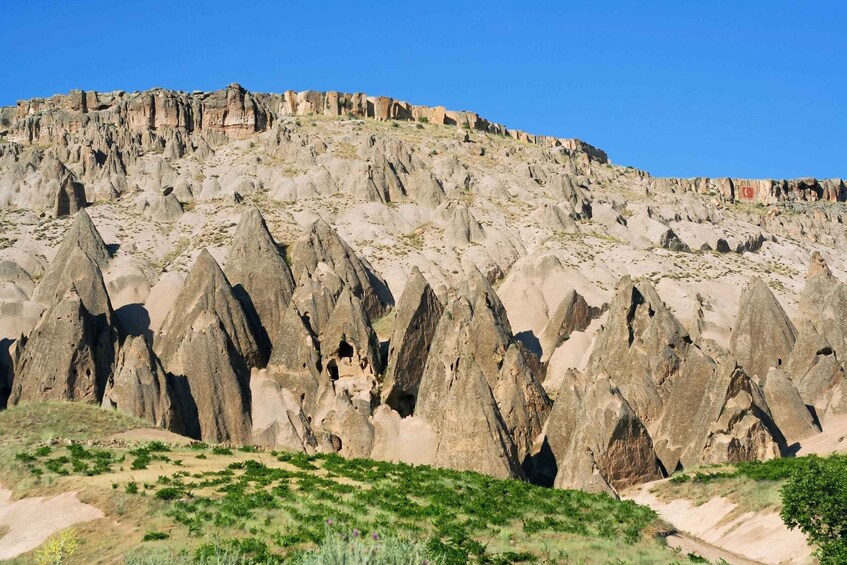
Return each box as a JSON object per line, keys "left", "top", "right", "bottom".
{"left": 626, "top": 481, "right": 813, "bottom": 565}
{"left": 797, "top": 413, "right": 847, "bottom": 456}
{"left": 0, "top": 487, "right": 104, "bottom": 560}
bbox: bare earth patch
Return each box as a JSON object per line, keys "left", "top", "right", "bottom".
{"left": 0, "top": 487, "right": 103, "bottom": 560}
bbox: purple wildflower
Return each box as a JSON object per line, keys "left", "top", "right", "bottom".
{"left": 352, "top": 528, "right": 360, "bottom": 538}
{"left": 371, "top": 532, "right": 379, "bottom": 540}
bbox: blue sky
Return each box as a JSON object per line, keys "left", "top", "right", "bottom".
{"left": 2, "top": 2, "right": 844, "bottom": 179}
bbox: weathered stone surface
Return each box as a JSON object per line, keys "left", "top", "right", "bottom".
{"left": 544, "top": 373, "right": 663, "bottom": 494}
{"left": 759, "top": 368, "right": 820, "bottom": 446}
{"left": 415, "top": 297, "right": 523, "bottom": 479}
{"left": 155, "top": 250, "right": 258, "bottom": 442}
{"left": 32, "top": 209, "right": 110, "bottom": 307}
{"left": 654, "top": 345, "right": 785, "bottom": 471}
{"left": 11, "top": 287, "right": 115, "bottom": 404}
{"left": 730, "top": 277, "right": 796, "bottom": 379}
{"left": 538, "top": 289, "right": 598, "bottom": 361}
{"left": 381, "top": 267, "right": 443, "bottom": 416}
{"left": 102, "top": 335, "right": 181, "bottom": 431}
{"left": 291, "top": 219, "right": 393, "bottom": 320}
{"left": 250, "top": 368, "right": 317, "bottom": 453}
{"left": 587, "top": 276, "right": 690, "bottom": 425}
{"left": 225, "top": 207, "right": 295, "bottom": 360}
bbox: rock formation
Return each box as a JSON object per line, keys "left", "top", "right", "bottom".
{"left": 291, "top": 219, "right": 393, "bottom": 321}
{"left": 225, "top": 207, "right": 295, "bottom": 359}
{"left": 543, "top": 373, "right": 663, "bottom": 494}
{"left": 102, "top": 335, "right": 180, "bottom": 431}
{"left": 155, "top": 250, "right": 257, "bottom": 442}
{"left": 730, "top": 277, "right": 796, "bottom": 379}
{"left": 381, "top": 267, "right": 443, "bottom": 416}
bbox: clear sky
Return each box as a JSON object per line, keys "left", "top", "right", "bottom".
{"left": 2, "top": 1, "right": 844, "bottom": 179}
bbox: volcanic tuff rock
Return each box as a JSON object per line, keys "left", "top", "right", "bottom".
{"left": 730, "top": 277, "right": 797, "bottom": 379}
{"left": 381, "top": 267, "right": 444, "bottom": 416}
{"left": 102, "top": 335, "right": 181, "bottom": 432}
{"left": 2, "top": 84, "right": 847, "bottom": 496}
{"left": 415, "top": 297, "right": 523, "bottom": 478}
{"left": 154, "top": 250, "right": 258, "bottom": 442}
{"left": 225, "top": 207, "right": 295, "bottom": 358}
{"left": 10, "top": 287, "right": 113, "bottom": 403}
{"left": 291, "top": 219, "right": 393, "bottom": 321}
{"left": 587, "top": 276, "right": 691, "bottom": 426}
{"left": 538, "top": 289, "right": 600, "bottom": 361}
{"left": 543, "top": 373, "right": 663, "bottom": 494}
{"left": 32, "top": 209, "right": 110, "bottom": 306}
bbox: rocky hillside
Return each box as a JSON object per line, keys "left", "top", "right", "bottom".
{"left": 0, "top": 84, "right": 845, "bottom": 495}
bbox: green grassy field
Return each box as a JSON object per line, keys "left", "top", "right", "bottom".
{"left": 0, "top": 403, "right": 707, "bottom": 564}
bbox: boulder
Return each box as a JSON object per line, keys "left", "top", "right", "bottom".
{"left": 538, "top": 289, "right": 599, "bottom": 361}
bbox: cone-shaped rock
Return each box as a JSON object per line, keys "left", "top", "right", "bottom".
{"left": 33, "top": 209, "right": 110, "bottom": 306}
{"left": 291, "top": 219, "right": 393, "bottom": 320}
{"left": 538, "top": 289, "right": 599, "bottom": 361}
{"left": 11, "top": 287, "right": 114, "bottom": 403}
{"left": 155, "top": 250, "right": 258, "bottom": 442}
{"left": 759, "top": 368, "right": 820, "bottom": 446}
{"left": 653, "top": 345, "right": 786, "bottom": 472}
{"left": 156, "top": 249, "right": 261, "bottom": 369}
{"left": 787, "top": 322, "right": 847, "bottom": 414}
{"left": 730, "top": 277, "right": 796, "bottom": 379}
{"left": 415, "top": 297, "right": 524, "bottom": 479}
{"left": 381, "top": 267, "right": 444, "bottom": 416}
{"left": 102, "top": 335, "right": 181, "bottom": 432}
{"left": 544, "top": 373, "right": 663, "bottom": 494}
{"left": 798, "top": 252, "right": 847, "bottom": 359}
{"left": 587, "top": 276, "right": 690, "bottom": 425}
{"left": 225, "top": 207, "right": 295, "bottom": 359}
{"left": 290, "top": 269, "right": 342, "bottom": 337}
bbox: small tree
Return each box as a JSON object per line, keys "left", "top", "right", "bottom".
{"left": 780, "top": 455, "right": 847, "bottom": 564}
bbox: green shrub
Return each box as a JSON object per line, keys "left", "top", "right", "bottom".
{"left": 142, "top": 531, "right": 170, "bottom": 542}
{"left": 781, "top": 455, "right": 847, "bottom": 564}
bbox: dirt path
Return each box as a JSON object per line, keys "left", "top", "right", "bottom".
{"left": 665, "top": 532, "right": 762, "bottom": 565}
{"left": 0, "top": 487, "right": 104, "bottom": 560}
{"left": 624, "top": 481, "right": 813, "bottom": 565}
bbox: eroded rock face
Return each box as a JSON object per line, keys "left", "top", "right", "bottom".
{"left": 587, "top": 276, "right": 690, "bottom": 425}
{"left": 32, "top": 209, "right": 110, "bottom": 306}
{"left": 544, "top": 373, "right": 663, "bottom": 494}
{"left": 538, "top": 289, "right": 599, "bottom": 361}
{"left": 381, "top": 267, "right": 443, "bottom": 416}
{"left": 226, "top": 207, "right": 295, "bottom": 360}
{"left": 759, "top": 369, "right": 820, "bottom": 446}
{"left": 155, "top": 250, "right": 257, "bottom": 442}
{"left": 291, "top": 220, "right": 393, "bottom": 321}
{"left": 653, "top": 345, "right": 785, "bottom": 472}
{"left": 415, "top": 298, "right": 523, "bottom": 478}
{"left": 102, "top": 335, "right": 181, "bottom": 432}
{"left": 730, "top": 277, "right": 796, "bottom": 379}
{"left": 11, "top": 288, "right": 114, "bottom": 403}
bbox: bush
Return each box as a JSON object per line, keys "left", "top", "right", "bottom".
{"left": 34, "top": 528, "right": 79, "bottom": 565}
{"left": 780, "top": 455, "right": 847, "bottom": 564}
{"left": 142, "top": 531, "right": 170, "bottom": 542}
{"left": 294, "top": 527, "right": 439, "bottom": 565}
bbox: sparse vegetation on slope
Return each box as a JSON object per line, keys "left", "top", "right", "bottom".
{"left": 0, "top": 403, "right": 705, "bottom": 564}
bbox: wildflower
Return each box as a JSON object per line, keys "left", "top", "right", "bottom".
{"left": 352, "top": 528, "right": 360, "bottom": 538}
{"left": 326, "top": 519, "right": 334, "bottom": 526}
{"left": 371, "top": 532, "right": 379, "bottom": 540}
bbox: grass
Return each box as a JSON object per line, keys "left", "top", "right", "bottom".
{"left": 658, "top": 455, "right": 847, "bottom": 518}
{"left": 0, "top": 403, "right": 703, "bottom": 564}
